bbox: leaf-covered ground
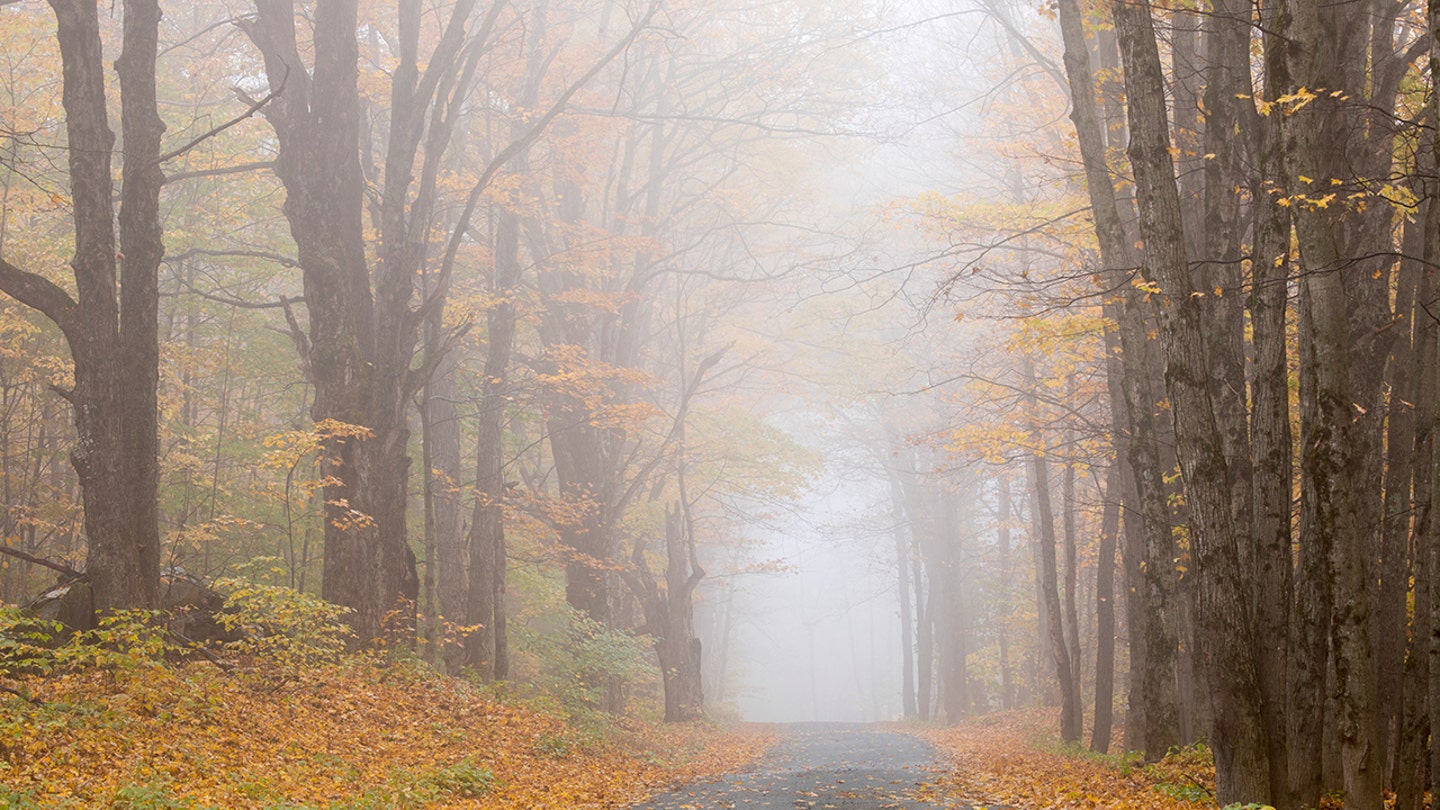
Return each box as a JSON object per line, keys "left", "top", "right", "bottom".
{"left": 0, "top": 660, "right": 774, "bottom": 808}
{"left": 912, "top": 711, "right": 1219, "bottom": 810}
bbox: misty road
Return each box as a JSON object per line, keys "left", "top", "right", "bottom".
{"left": 629, "top": 723, "right": 1007, "bottom": 809}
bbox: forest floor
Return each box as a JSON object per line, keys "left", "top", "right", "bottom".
{"left": 0, "top": 658, "right": 775, "bottom": 809}
{"left": 912, "top": 710, "right": 1222, "bottom": 810}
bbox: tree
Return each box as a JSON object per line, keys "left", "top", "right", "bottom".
{"left": 0, "top": 0, "right": 165, "bottom": 615}
{"left": 1113, "top": 0, "right": 1270, "bottom": 802}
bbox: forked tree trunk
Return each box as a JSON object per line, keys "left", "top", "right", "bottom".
{"left": 245, "top": 0, "right": 420, "bottom": 644}
{"left": 0, "top": 0, "right": 164, "bottom": 616}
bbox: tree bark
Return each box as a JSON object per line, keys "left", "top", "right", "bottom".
{"left": 1275, "top": 1, "right": 1390, "bottom": 805}
{"left": 1247, "top": 2, "right": 1295, "bottom": 793}
{"left": 1056, "top": 0, "right": 1178, "bottom": 758}
{"left": 1027, "top": 395, "right": 1081, "bottom": 742}
{"left": 1111, "top": 0, "right": 1270, "bottom": 801}
{"left": 1092, "top": 465, "right": 1119, "bottom": 753}
{"left": 1061, "top": 418, "right": 1083, "bottom": 733}
{"left": 0, "top": 0, "right": 164, "bottom": 616}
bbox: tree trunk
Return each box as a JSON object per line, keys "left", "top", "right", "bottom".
{"left": 997, "top": 473, "right": 1016, "bottom": 712}
{"left": 1396, "top": 267, "right": 1434, "bottom": 810}
{"left": 1111, "top": 0, "right": 1270, "bottom": 801}
{"left": 1056, "top": 0, "right": 1178, "bottom": 758}
{"left": 0, "top": 0, "right": 165, "bottom": 616}
{"left": 1061, "top": 419, "right": 1083, "bottom": 732}
{"left": 1092, "top": 466, "right": 1119, "bottom": 753}
{"left": 1248, "top": 4, "right": 1295, "bottom": 792}
{"left": 659, "top": 504, "right": 704, "bottom": 721}
{"left": 939, "top": 488, "right": 970, "bottom": 725}
{"left": 1276, "top": 1, "right": 1388, "bottom": 805}
{"left": 890, "top": 468, "right": 918, "bottom": 718}
{"left": 244, "top": 0, "right": 421, "bottom": 644}
{"left": 1029, "top": 422, "right": 1081, "bottom": 743}
{"left": 425, "top": 348, "right": 467, "bottom": 664}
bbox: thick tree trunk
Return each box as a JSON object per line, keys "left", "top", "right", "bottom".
{"left": 1248, "top": 5, "right": 1295, "bottom": 793}
{"left": 1111, "top": 1, "right": 1270, "bottom": 802}
{"left": 1276, "top": 2, "right": 1388, "bottom": 805}
{"left": 245, "top": 0, "right": 420, "bottom": 644}
{"left": 0, "top": 0, "right": 164, "bottom": 616}
{"left": 1307, "top": 266, "right": 1388, "bottom": 810}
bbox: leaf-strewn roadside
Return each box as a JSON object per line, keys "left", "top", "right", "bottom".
{"left": 0, "top": 661, "right": 774, "bottom": 809}
{"left": 912, "top": 711, "right": 1223, "bottom": 810}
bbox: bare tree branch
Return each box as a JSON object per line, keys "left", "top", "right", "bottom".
{"left": 0, "top": 256, "right": 79, "bottom": 341}
{"left": 0, "top": 544, "right": 84, "bottom": 581}
{"left": 154, "top": 80, "right": 284, "bottom": 166}
{"left": 164, "top": 160, "right": 275, "bottom": 185}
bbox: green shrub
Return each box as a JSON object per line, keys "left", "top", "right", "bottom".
{"left": 112, "top": 779, "right": 204, "bottom": 810}
{"left": 0, "top": 785, "right": 44, "bottom": 810}
{"left": 213, "top": 579, "right": 353, "bottom": 669}
{"left": 1, "top": 608, "right": 174, "bottom": 680}
{"left": 415, "top": 758, "right": 496, "bottom": 799}
{"left": 532, "top": 732, "right": 571, "bottom": 759}
{"left": 514, "top": 608, "right": 657, "bottom": 716}
{"left": 322, "top": 760, "right": 496, "bottom": 809}
{"left": 57, "top": 610, "right": 174, "bottom": 672}
{"left": 0, "top": 608, "right": 61, "bottom": 679}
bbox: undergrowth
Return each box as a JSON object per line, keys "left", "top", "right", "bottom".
{"left": 0, "top": 588, "right": 773, "bottom": 809}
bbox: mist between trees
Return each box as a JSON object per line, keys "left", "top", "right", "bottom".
{"left": 0, "top": 0, "right": 1435, "bottom": 808}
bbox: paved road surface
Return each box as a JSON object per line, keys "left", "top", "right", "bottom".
{"left": 629, "top": 723, "right": 1009, "bottom": 809}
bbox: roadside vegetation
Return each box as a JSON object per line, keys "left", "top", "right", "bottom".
{"left": 0, "top": 592, "right": 772, "bottom": 809}
{"left": 914, "top": 710, "right": 1258, "bottom": 810}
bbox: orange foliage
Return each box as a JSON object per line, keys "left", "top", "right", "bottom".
{"left": 1, "top": 662, "right": 773, "bottom": 808}
{"left": 910, "top": 711, "right": 1218, "bottom": 810}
